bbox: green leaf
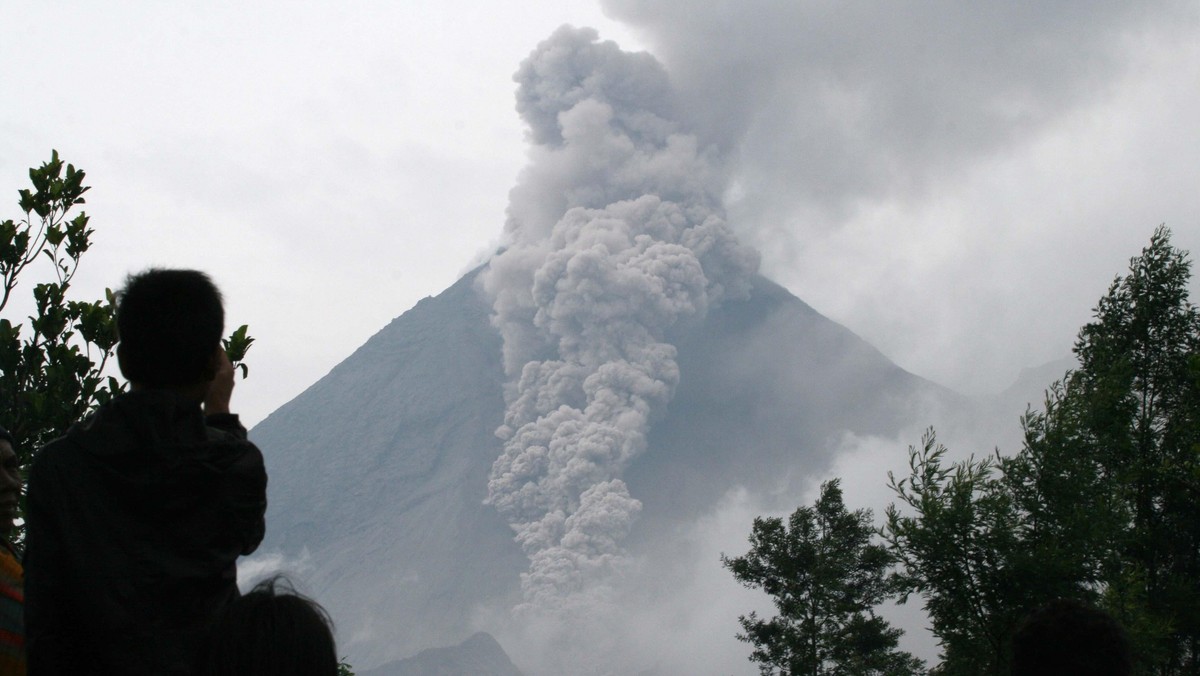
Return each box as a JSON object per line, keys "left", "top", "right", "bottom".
{"left": 222, "top": 324, "right": 256, "bottom": 379}
{"left": 2, "top": 151, "right": 117, "bottom": 548}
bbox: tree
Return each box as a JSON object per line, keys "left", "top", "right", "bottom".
{"left": 724, "top": 479, "right": 924, "bottom": 675}
{"left": 884, "top": 431, "right": 1051, "bottom": 675}
{"left": 0, "top": 150, "right": 122, "bottom": 471}
{"left": 885, "top": 227, "right": 1200, "bottom": 675}
{"left": 1009, "top": 225, "right": 1200, "bottom": 672}
{"left": 0, "top": 151, "right": 255, "bottom": 545}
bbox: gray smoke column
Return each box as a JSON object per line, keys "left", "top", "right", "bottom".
{"left": 481, "top": 25, "right": 758, "bottom": 612}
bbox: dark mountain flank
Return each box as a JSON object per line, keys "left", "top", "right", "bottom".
{"left": 249, "top": 268, "right": 954, "bottom": 670}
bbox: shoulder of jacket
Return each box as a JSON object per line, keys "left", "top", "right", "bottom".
{"left": 30, "top": 435, "right": 80, "bottom": 470}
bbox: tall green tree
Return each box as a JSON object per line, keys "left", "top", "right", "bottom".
{"left": 883, "top": 431, "right": 1031, "bottom": 676}
{"left": 885, "top": 226, "right": 1200, "bottom": 675}
{"left": 0, "top": 151, "right": 122, "bottom": 464}
{"left": 1007, "top": 225, "right": 1200, "bottom": 672}
{"left": 724, "top": 480, "right": 924, "bottom": 675}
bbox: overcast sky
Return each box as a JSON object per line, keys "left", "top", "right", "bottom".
{"left": 3, "top": 1, "right": 1198, "bottom": 427}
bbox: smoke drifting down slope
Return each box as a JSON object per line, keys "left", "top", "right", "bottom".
{"left": 481, "top": 26, "right": 759, "bottom": 613}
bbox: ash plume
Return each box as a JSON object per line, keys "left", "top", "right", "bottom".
{"left": 481, "top": 25, "right": 758, "bottom": 613}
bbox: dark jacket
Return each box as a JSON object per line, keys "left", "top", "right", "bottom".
{"left": 23, "top": 391, "right": 267, "bottom": 676}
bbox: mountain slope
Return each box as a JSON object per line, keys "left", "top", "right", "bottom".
{"left": 249, "top": 268, "right": 955, "bottom": 671}
{"left": 359, "top": 633, "right": 523, "bottom": 676}
{"left": 251, "top": 269, "right": 524, "bottom": 663}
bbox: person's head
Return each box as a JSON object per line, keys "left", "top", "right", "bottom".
{"left": 201, "top": 576, "right": 339, "bottom": 676}
{"left": 116, "top": 269, "right": 225, "bottom": 390}
{"left": 1010, "top": 598, "right": 1132, "bottom": 676}
{"left": 0, "top": 425, "right": 17, "bottom": 539}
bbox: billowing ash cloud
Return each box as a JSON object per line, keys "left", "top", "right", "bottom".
{"left": 602, "top": 0, "right": 1198, "bottom": 227}
{"left": 481, "top": 25, "right": 758, "bottom": 612}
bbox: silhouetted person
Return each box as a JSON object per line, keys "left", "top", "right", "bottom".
{"left": 1010, "top": 598, "right": 1132, "bottom": 676}
{"left": 23, "top": 269, "right": 267, "bottom": 676}
{"left": 200, "top": 576, "right": 339, "bottom": 676}
{"left": 0, "top": 424, "right": 25, "bottom": 675}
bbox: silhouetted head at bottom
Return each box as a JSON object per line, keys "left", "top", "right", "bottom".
{"left": 1010, "top": 598, "right": 1132, "bottom": 676}
{"left": 201, "top": 575, "right": 339, "bottom": 676}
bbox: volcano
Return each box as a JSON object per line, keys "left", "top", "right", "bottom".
{"left": 248, "top": 266, "right": 955, "bottom": 673}
{"left": 246, "top": 24, "right": 979, "bottom": 676}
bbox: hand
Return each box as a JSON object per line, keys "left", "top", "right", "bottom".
{"left": 204, "top": 348, "right": 235, "bottom": 415}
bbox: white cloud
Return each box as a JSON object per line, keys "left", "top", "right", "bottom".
{"left": 237, "top": 548, "right": 313, "bottom": 592}
{"left": 602, "top": 0, "right": 1200, "bottom": 395}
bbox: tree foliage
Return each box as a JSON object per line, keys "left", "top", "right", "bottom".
{"left": 883, "top": 432, "right": 1027, "bottom": 675}
{"left": 0, "top": 150, "right": 122, "bottom": 465}
{"left": 1011, "top": 225, "right": 1200, "bottom": 671}
{"left": 883, "top": 226, "right": 1200, "bottom": 675}
{"left": 724, "top": 479, "right": 924, "bottom": 675}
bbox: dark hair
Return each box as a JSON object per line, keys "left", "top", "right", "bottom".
{"left": 200, "top": 576, "right": 339, "bottom": 676}
{"left": 116, "top": 268, "right": 224, "bottom": 388}
{"left": 1010, "top": 598, "right": 1132, "bottom": 676}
